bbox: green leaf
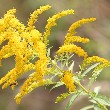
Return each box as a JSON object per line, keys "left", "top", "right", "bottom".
{"left": 61, "top": 54, "right": 74, "bottom": 69}
{"left": 61, "top": 59, "right": 68, "bottom": 69}
{"left": 94, "top": 86, "right": 101, "bottom": 95}
{"left": 47, "top": 46, "right": 52, "bottom": 57}
{"left": 68, "top": 54, "right": 74, "bottom": 60}
{"left": 50, "top": 82, "right": 64, "bottom": 91}
{"left": 80, "top": 105, "right": 94, "bottom": 110}
{"left": 94, "top": 104, "right": 102, "bottom": 110}
{"left": 69, "top": 61, "right": 74, "bottom": 73}
{"left": 90, "top": 94, "right": 109, "bottom": 110}
{"left": 65, "top": 91, "right": 81, "bottom": 110}
{"left": 94, "top": 94, "right": 110, "bottom": 106}
{"left": 82, "top": 63, "right": 100, "bottom": 78}
{"left": 50, "top": 72, "right": 59, "bottom": 80}
{"left": 88, "top": 69, "right": 102, "bottom": 89}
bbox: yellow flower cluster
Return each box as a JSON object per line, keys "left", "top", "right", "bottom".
{"left": 56, "top": 18, "right": 96, "bottom": 58}
{"left": 65, "top": 18, "right": 96, "bottom": 38}
{"left": 61, "top": 71, "right": 76, "bottom": 92}
{"left": 0, "top": 5, "right": 99, "bottom": 104}
{"left": 27, "top": 5, "right": 51, "bottom": 31}
{"left": 56, "top": 44, "right": 88, "bottom": 58}
{"left": 43, "top": 9, "right": 74, "bottom": 45}
{"left": 0, "top": 5, "right": 51, "bottom": 103}
{"left": 15, "top": 78, "right": 53, "bottom": 104}
{"left": 94, "top": 62, "right": 110, "bottom": 72}
{"left": 55, "top": 92, "right": 71, "bottom": 103}
{"left": 0, "top": 63, "right": 35, "bottom": 90}
{"left": 15, "top": 79, "right": 45, "bottom": 104}
{"left": 81, "top": 56, "right": 109, "bottom": 69}
{"left": 64, "top": 36, "right": 90, "bottom": 44}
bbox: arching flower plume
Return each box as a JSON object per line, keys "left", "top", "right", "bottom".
{"left": 0, "top": 5, "right": 110, "bottom": 106}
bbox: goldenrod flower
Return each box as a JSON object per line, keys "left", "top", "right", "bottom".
{"left": 0, "top": 5, "right": 98, "bottom": 104}
{"left": 65, "top": 18, "right": 96, "bottom": 37}
{"left": 64, "top": 36, "right": 90, "bottom": 44}
{"left": 0, "top": 63, "right": 35, "bottom": 90}
{"left": 3, "top": 8, "right": 16, "bottom": 24}
{"left": 33, "top": 41, "right": 47, "bottom": 59}
{"left": 9, "top": 17, "right": 25, "bottom": 33}
{"left": 43, "top": 9, "right": 74, "bottom": 45}
{"left": 27, "top": 5, "right": 51, "bottom": 31}
{"left": 15, "top": 78, "right": 53, "bottom": 104}
{"left": 3, "top": 9, "right": 25, "bottom": 33}
{"left": 35, "top": 58, "right": 48, "bottom": 80}
{"left": 30, "top": 29, "right": 42, "bottom": 41}
{"left": 4, "top": 8, "right": 16, "bottom": 17}
{"left": 55, "top": 92, "right": 71, "bottom": 103}
{"left": 15, "top": 79, "right": 45, "bottom": 104}
{"left": 94, "top": 62, "right": 110, "bottom": 72}
{"left": 0, "top": 30, "right": 16, "bottom": 44}
{"left": 61, "top": 71, "right": 76, "bottom": 92}
{"left": 0, "top": 18, "right": 5, "bottom": 32}
{"left": 81, "top": 56, "right": 109, "bottom": 69}
{"left": 0, "top": 68, "right": 16, "bottom": 85}
{"left": 14, "top": 57, "right": 48, "bottom": 103}
{"left": 0, "top": 45, "right": 12, "bottom": 66}
{"left": 56, "top": 44, "right": 88, "bottom": 58}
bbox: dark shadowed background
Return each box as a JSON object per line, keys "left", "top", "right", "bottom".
{"left": 0, "top": 0, "right": 110, "bottom": 110}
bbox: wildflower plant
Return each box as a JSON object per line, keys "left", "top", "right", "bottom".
{"left": 0, "top": 5, "right": 110, "bottom": 110}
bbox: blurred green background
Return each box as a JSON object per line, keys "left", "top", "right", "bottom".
{"left": 0, "top": 0, "right": 110, "bottom": 110}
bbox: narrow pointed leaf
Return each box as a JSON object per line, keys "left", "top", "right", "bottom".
{"left": 50, "top": 82, "right": 64, "bottom": 91}
{"left": 82, "top": 63, "right": 100, "bottom": 77}
{"left": 80, "top": 105, "right": 94, "bottom": 110}
{"left": 69, "top": 61, "right": 74, "bottom": 73}
{"left": 65, "top": 91, "right": 81, "bottom": 110}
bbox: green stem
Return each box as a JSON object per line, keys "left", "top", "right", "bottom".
{"left": 51, "top": 60, "right": 89, "bottom": 94}
{"left": 51, "top": 60, "right": 108, "bottom": 110}
{"left": 51, "top": 60, "right": 63, "bottom": 73}
{"left": 95, "top": 100, "right": 108, "bottom": 110}
{"left": 75, "top": 80, "right": 88, "bottom": 94}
